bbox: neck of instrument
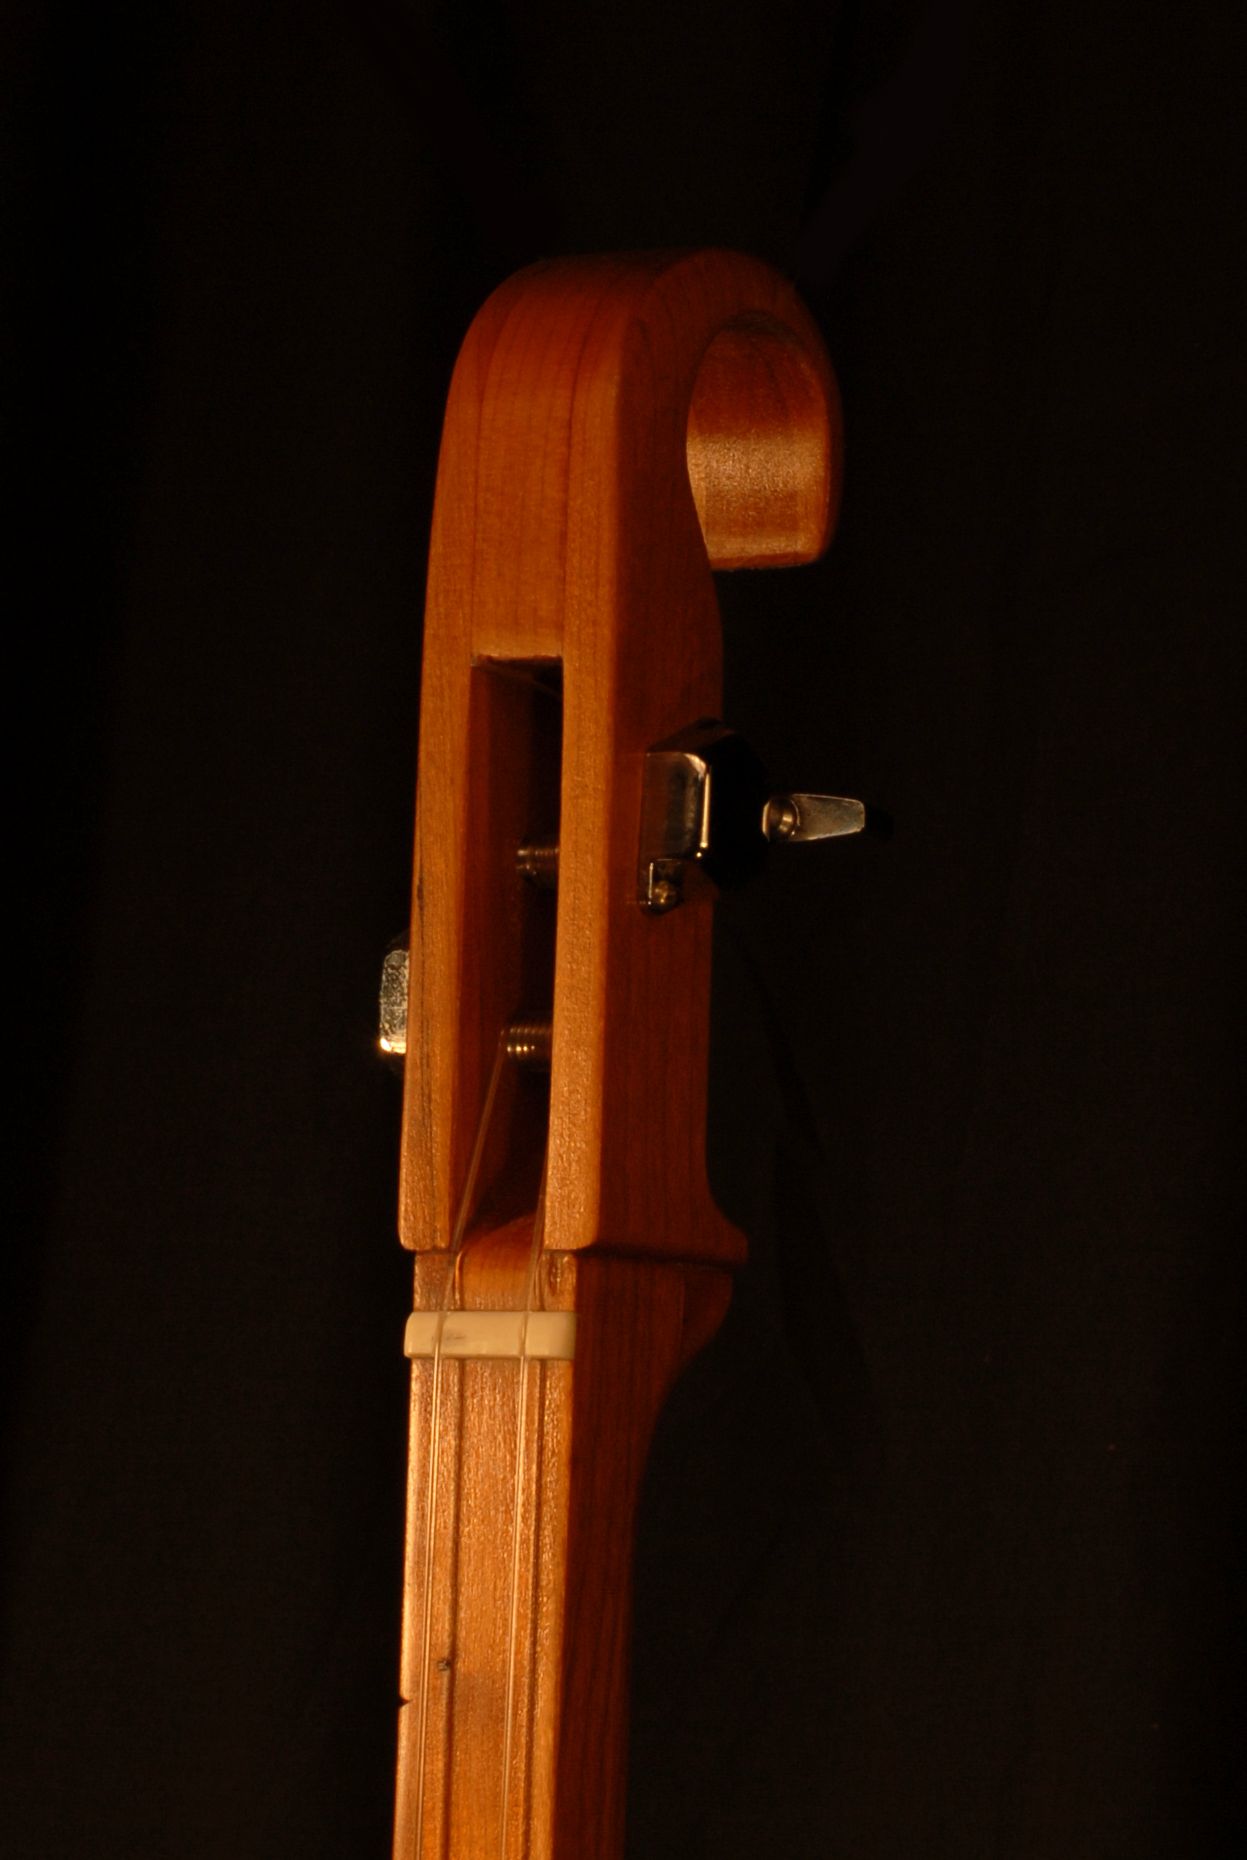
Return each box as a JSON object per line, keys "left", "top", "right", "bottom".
{"left": 395, "top": 1224, "right": 730, "bottom": 1860}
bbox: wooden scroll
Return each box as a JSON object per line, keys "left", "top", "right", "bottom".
{"left": 394, "top": 249, "right": 843, "bottom": 1860}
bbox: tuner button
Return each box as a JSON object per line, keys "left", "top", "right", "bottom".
{"left": 379, "top": 943, "right": 409, "bottom": 1057}
{"left": 763, "top": 793, "right": 866, "bottom": 843}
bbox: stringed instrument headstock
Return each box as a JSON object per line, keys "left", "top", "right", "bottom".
{"left": 386, "top": 249, "right": 850, "bottom": 1860}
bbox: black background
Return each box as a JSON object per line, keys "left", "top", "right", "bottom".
{"left": 4, "top": 2, "right": 1244, "bottom": 1854}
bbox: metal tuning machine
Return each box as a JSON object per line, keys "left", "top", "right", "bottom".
{"left": 637, "top": 719, "right": 867, "bottom": 914}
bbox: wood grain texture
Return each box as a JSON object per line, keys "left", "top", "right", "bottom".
{"left": 393, "top": 250, "right": 842, "bottom": 1860}
{"left": 399, "top": 248, "right": 841, "bottom": 1265}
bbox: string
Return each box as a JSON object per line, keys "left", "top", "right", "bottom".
{"left": 412, "top": 1028, "right": 509, "bottom": 1860}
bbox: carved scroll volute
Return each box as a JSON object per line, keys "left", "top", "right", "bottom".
{"left": 399, "top": 248, "right": 842, "bottom": 1267}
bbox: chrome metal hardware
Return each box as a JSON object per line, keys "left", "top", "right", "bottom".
{"left": 379, "top": 937, "right": 551, "bottom": 1075}
{"left": 638, "top": 720, "right": 867, "bottom": 913}
{"left": 503, "top": 1019, "right": 553, "bottom": 1068}
{"left": 762, "top": 792, "right": 866, "bottom": 842}
{"left": 516, "top": 839, "right": 559, "bottom": 888}
{"left": 379, "top": 944, "right": 410, "bottom": 1055}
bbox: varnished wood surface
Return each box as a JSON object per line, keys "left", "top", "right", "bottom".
{"left": 395, "top": 1240, "right": 732, "bottom": 1860}
{"left": 394, "top": 250, "right": 842, "bottom": 1860}
{"left": 399, "top": 248, "right": 841, "bottom": 1266}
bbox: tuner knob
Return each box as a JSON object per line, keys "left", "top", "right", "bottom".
{"left": 638, "top": 722, "right": 868, "bottom": 912}
{"left": 762, "top": 791, "right": 866, "bottom": 842}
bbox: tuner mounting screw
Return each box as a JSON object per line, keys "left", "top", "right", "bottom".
{"left": 643, "top": 859, "right": 685, "bottom": 914}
